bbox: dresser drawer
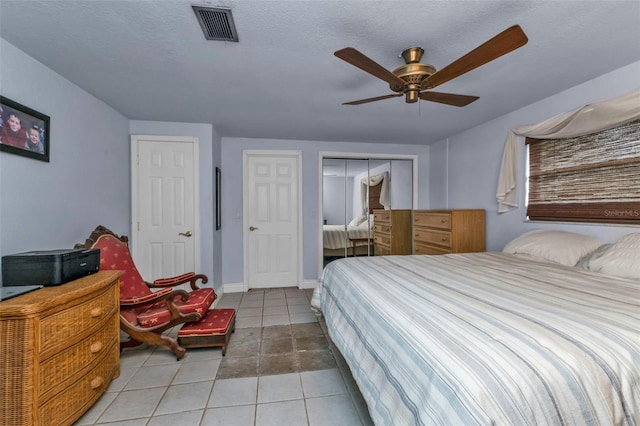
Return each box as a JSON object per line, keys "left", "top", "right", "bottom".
{"left": 40, "top": 287, "right": 117, "bottom": 355}
{"left": 373, "top": 223, "right": 390, "bottom": 234}
{"left": 374, "top": 233, "right": 391, "bottom": 246}
{"left": 40, "top": 318, "right": 118, "bottom": 398}
{"left": 414, "top": 243, "right": 451, "bottom": 255}
{"left": 414, "top": 212, "right": 451, "bottom": 230}
{"left": 375, "top": 244, "right": 390, "bottom": 256}
{"left": 414, "top": 229, "right": 452, "bottom": 249}
{"left": 39, "top": 341, "right": 119, "bottom": 426}
{"left": 373, "top": 210, "right": 390, "bottom": 223}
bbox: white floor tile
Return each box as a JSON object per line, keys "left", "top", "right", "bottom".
{"left": 97, "top": 388, "right": 166, "bottom": 423}
{"left": 285, "top": 297, "right": 309, "bottom": 306}
{"left": 263, "top": 306, "right": 288, "bottom": 316}
{"left": 239, "top": 299, "right": 263, "bottom": 308}
{"left": 301, "top": 369, "right": 347, "bottom": 398}
{"left": 289, "top": 313, "right": 317, "bottom": 324}
{"left": 217, "top": 300, "right": 241, "bottom": 308}
{"left": 97, "top": 419, "right": 149, "bottom": 425}
{"left": 263, "top": 297, "right": 287, "bottom": 307}
{"left": 237, "top": 307, "right": 263, "bottom": 317}
{"left": 144, "top": 347, "right": 183, "bottom": 365}
{"left": 119, "top": 349, "right": 152, "bottom": 368}
{"left": 208, "top": 377, "right": 258, "bottom": 407}
{"left": 106, "top": 366, "right": 138, "bottom": 392}
{"left": 173, "top": 359, "right": 220, "bottom": 384}
{"left": 237, "top": 316, "right": 263, "bottom": 328}
{"left": 255, "top": 400, "right": 308, "bottom": 426}
{"left": 154, "top": 381, "right": 213, "bottom": 416}
{"left": 146, "top": 409, "right": 204, "bottom": 426}
{"left": 288, "top": 304, "right": 313, "bottom": 314}
{"left": 74, "top": 391, "right": 117, "bottom": 425}
{"left": 183, "top": 347, "right": 223, "bottom": 362}
{"left": 257, "top": 373, "right": 303, "bottom": 403}
{"left": 124, "top": 364, "right": 180, "bottom": 390}
{"left": 306, "top": 394, "right": 361, "bottom": 426}
{"left": 262, "top": 314, "right": 290, "bottom": 326}
{"left": 201, "top": 405, "right": 256, "bottom": 426}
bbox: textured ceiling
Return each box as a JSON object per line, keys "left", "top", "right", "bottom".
{"left": 1, "top": 1, "right": 639, "bottom": 145}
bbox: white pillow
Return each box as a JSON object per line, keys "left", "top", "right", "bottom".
{"left": 587, "top": 233, "right": 640, "bottom": 279}
{"left": 348, "top": 215, "right": 366, "bottom": 226}
{"left": 502, "top": 230, "right": 602, "bottom": 266}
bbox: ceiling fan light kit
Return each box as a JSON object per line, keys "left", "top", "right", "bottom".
{"left": 335, "top": 25, "right": 528, "bottom": 107}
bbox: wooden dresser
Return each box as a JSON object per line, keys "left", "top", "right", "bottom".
{"left": 0, "top": 270, "right": 121, "bottom": 426}
{"left": 413, "top": 209, "right": 485, "bottom": 254}
{"left": 373, "top": 209, "right": 412, "bottom": 255}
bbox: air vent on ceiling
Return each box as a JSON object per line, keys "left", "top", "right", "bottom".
{"left": 192, "top": 5, "right": 238, "bottom": 42}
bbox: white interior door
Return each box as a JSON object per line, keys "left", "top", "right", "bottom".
{"left": 131, "top": 135, "right": 200, "bottom": 281}
{"left": 244, "top": 150, "right": 301, "bottom": 289}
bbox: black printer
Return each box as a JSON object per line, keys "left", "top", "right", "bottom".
{"left": 1, "top": 248, "right": 100, "bottom": 286}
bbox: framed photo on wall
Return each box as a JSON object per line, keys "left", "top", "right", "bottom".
{"left": 216, "top": 167, "right": 222, "bottom": 230}
{"left": 0, "top": 96, "right": 50, "bottom": 162}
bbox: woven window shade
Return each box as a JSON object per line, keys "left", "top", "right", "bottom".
{"left": 527, "top": 118, "right": 640, "bottom": 223}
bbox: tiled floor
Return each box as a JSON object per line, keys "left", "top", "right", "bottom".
{"left": 75, "top": 287, "right": 373, "bottom": 425}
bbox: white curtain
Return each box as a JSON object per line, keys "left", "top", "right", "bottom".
{"left": 497, "top": 90, "right": 640, "bottom": 213}
{"left": 361, "top": 171, "right": 390, "bottom": 214}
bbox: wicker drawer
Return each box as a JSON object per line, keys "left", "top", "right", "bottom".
{"left": 373, "top": 223, "right": 390, "bottom": 234}
{"left": 39, "top": 341, "right": 119, "bottom": 426}
{"left": 40, "top": 320, "right": 118, "bottom": 398}
{"left": 374, "top": 210, "right": 390, "bottom": 223}
{"left": 40, "top": 286, "right": 117, "bottom": 355}
{"left": 414, "top": 229, "right": 452, "bottom": 249}
{"left": 414, "top": 212, "right": 451, "bottom": 230}
{"left": 374, "top": 233, "right": 391, "bottom": 246}
{"left": 375, "top": 244, "right": 391, "bottom": 256}
{"left": 414, "top": 243, "right": 451, "bottom": 255}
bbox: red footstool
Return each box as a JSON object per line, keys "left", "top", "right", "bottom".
{"left": 177, "top": 308, "right": 236, "bottom": 356}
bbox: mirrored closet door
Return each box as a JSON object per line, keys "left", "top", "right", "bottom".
{"left": 321, "top": 157, "right": 414, "bottom": 266}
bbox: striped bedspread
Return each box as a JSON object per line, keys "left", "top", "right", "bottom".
{"left": 311, "top": 253, "right": 640, "bottom": 425}
{"left": 323, "top": 225, "right": 372, "bottom": 250}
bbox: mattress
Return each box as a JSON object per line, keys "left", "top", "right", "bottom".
{"left": 311, "top": 253, "right": 640, "bottom": 425}
{"left": 323, "top": 224, "right": 372, "bottom": 250}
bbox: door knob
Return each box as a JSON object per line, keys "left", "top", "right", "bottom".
{"left": 249, "top": 226, "right": 258, "bottom": 231}
{"left": 179, "top": 231, "right": 193, "bottom": 237}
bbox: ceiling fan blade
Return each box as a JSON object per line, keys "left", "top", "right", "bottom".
{"left": 342, "top": 93, "right": 403, "bottom": 105}
{"left": 335, "top": 47, "right": 407, "bottom": 88}
{"left": 420, "top": 91, "right": 479, "bottom": 107}
{"left": 422, "top": 25, "right": 528, "bottom": 89}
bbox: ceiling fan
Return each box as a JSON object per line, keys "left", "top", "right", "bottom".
{"left": 334, "top": 25, "right": 528, "bottom": 107}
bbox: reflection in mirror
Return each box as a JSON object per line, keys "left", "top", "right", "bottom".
{"left": 322, "top": 158, "right": 370, "bottom": 266}
{"left": 321, "top": 155, "right": 414, "bottom": 268}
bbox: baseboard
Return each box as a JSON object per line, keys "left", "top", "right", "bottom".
{"left": 220, "top": 280, "right": 317, "bottom": 293}
{"left": 300, "top": 279, "right": 318, "bottom": 290}
{"left": 222, "top": 282, "right": 246, "bottom": 293}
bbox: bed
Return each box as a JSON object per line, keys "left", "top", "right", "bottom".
{"left": 323, "top": 218, "right": 373, "bottom": 257}
{"left": 311, "top": 231, "right": 640, "bottom": 425}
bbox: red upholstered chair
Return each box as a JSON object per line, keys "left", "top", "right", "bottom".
{"left": 75, "top": 225, "right": 216, "bottom": 360}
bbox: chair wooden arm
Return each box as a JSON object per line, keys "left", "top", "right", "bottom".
{"left": 120, "top": 287, "right": 175, "bottom": 306}
{"left": 120, "top": 289, "right": 200, "bottom": 332}
{"left": 148, "top": 272, "right": 208, "bottom": 290}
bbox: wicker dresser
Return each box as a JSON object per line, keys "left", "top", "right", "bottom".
{"left": 0, "top": 270, "right": 121, "bottom": 426}
{"left": 373, "top": 209, "right": 412, "bottom": 255}
{"left": 413, "top": 209, "right": 485, "bottom": 254}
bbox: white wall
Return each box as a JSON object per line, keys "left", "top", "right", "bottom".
{"left": 430, "top": 61, "right": 640, "bottom": 251}
{"left": 0, "top": 39, "right": 130, "bottom": 284}
{"left": 322, "top": 176, "right": 351, "bottom": 225}
{"left": 221, "top": 138, "right": 430, "bottom": 285}
{"left": 129, "top": 121, "right": 222, "bottom": 290}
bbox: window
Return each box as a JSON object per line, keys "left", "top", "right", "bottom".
{"left": 527, "top": 118, "right": 640, "bottom": 224}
